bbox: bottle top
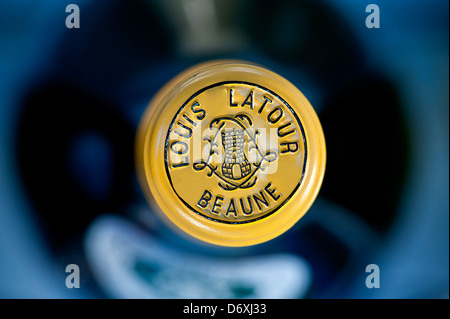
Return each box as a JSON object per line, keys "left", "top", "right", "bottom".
{"left": 136, "top": 60, "right": 326, "bottom": 247}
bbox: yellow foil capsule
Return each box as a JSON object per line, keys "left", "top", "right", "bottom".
{"left": 136, "top": 60, "right": 326, "bottom": 247}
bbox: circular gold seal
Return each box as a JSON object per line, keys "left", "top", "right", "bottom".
{"left": 136, "top": 60, "right": 326, "bottom": 247}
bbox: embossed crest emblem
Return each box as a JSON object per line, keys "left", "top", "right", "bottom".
{"left": 193, "top": 114, "right": 278, "bottom": 191}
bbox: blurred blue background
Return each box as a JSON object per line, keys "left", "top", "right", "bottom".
{"left": 0, "top": 0, "right": 448, "bottom": 298}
